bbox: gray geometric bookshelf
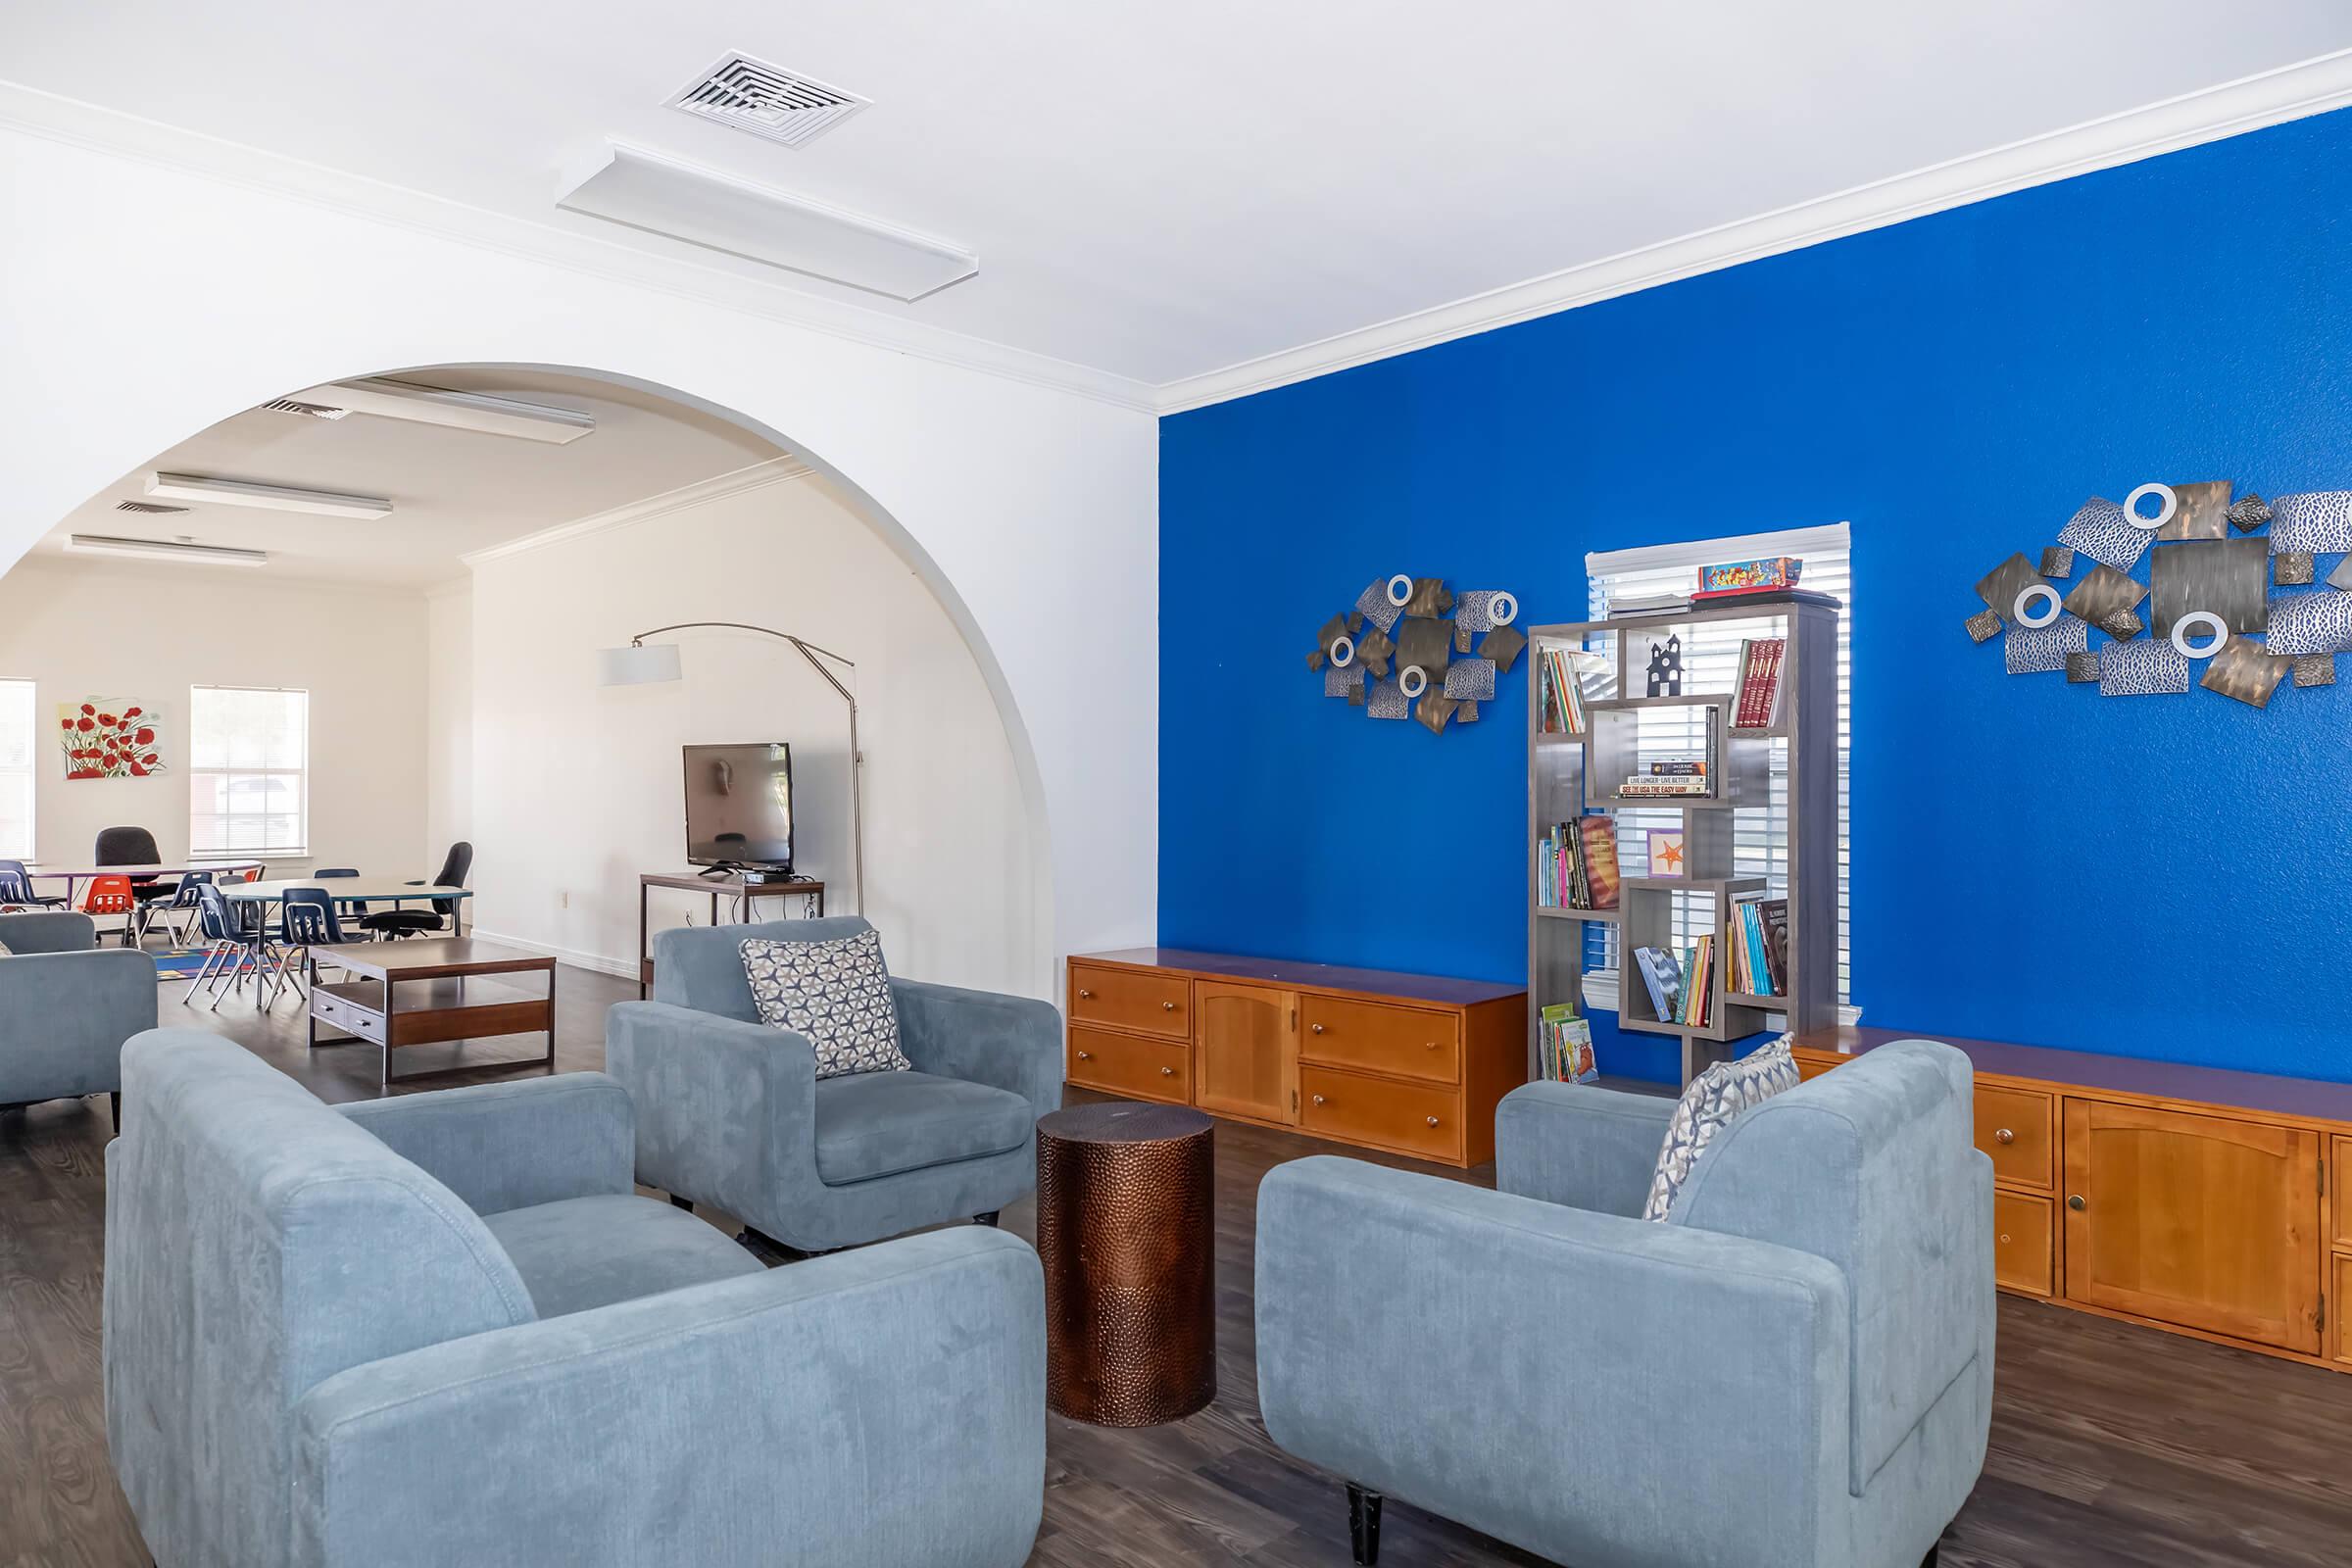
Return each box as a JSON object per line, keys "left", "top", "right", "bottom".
{"left": 1526, "top": 591, "right": 1842, "bottom": 1085}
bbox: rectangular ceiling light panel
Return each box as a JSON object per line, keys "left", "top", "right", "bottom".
{"left": 556, "top": 143, "right": 977, "bottom": 302}
{"left": 144, "top": 471, "right": 393, "bottom": 519}
{"left": 290, "top": 378, "right": 597, "bottom": 444}
{"left": 68, "top": 534, "right": 268, "bottom": 568}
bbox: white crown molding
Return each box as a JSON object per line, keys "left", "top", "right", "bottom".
{"left": 10, "top": 47, "right": 2352, "bottom": 422}
{"left": 461, "top": 455, "right": 812, "bottom": 567}
{"left": 0, "top": 83, "right": 1157, "bottom": 415}
{"left": 1155, "top": 47, "right": 2352, "bottom": 414}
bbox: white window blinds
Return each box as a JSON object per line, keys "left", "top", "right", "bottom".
{"left": 1583, "top": 524, "right": 1852, "bottom": 1009}
{"left": 189, "top": 685, "right": 310, "bottom": 858}
{"left": 0, "top": 680, "right": 33, "bottom": 860}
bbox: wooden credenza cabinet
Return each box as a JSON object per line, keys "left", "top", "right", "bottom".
{"left": 1067, "top": 950, "right": 1526, "bottom": 1168}
{"left": 1798, "top": 1027, "right": 2347, "bottom": 1372}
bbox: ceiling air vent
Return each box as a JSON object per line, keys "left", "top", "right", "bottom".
{"left": 669, "top": 52, "right": 869, "bottom": 149}
{"left": 262, "top": 398, "right": 350, "bottom": 419}
{"left": 115, "top": 501, "right": 189, "bottom": 515}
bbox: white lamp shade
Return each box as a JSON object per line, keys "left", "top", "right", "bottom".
{"left": 597, "top": 643, "right": 684, "bottom": 686}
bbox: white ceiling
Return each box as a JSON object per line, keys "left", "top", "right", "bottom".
{"left": 45, "top": 368, "right": 781, "bottom": 587}
{"left": 6, "top": 3, "right": 2352, "bottom": 391}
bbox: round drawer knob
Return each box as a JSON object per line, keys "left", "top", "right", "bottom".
{"left": 1425, "top": 1041, "right": 1438, "bottom": 1051}
{"left": 1076, "top": 1051, "right": 1092, "bottom": 1060}
{"left": 1311, "top": 1094, "right": 1327, "bottom": 1106}
{"left": 1311, "top": 1023, "right": 1326, "bottom": 1035}
{"left": 2067, "top": 1195, "right": 2086, "bottom": 1212}
{"left": 1162, "top": 1001, "right": 1176, "bottom": 1011}
{"left": 1425, "top": 1116, "right": 1440, "bottom": 1128}
{"left": 1077, "top": 989, "right": 1093, "bottom": 1000}
{"left": 1999, "top": 1233, "right": 2012, "bottom": 1245}
{"left": 1160, "top": 1065, "right": 1175, "bottom": 1077}
{"left": 1994, "top": 1128, "right": 2015, "bottom": 1145}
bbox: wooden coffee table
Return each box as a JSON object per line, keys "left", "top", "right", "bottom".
{"left": 307, "top": 938, "right": 556, "bottom": 1087}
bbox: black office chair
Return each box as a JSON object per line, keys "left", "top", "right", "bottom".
{"left": 361, "top": 842, "right": 471, "bottom": 939}
{"left": 0, "top": 859, "right": 67, "bottom": 908}
{"left": 95, "top": 825, "right": 175, "bottom": 910}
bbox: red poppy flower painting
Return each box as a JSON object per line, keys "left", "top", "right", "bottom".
{"left": 59, "top": 698, "right": 166, "bottom": 780}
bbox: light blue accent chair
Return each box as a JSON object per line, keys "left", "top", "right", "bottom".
{"left": 605, "top": 917, "right": 1061, "bottom": 1251}
{"left": 0, "top": 910, "right": 155, "bottom": 1129}
{"left": 1255, "top": 1039, "right": 1992, "bottom": 1568}
{"left": 103, "top": 1029, "right": 1048, "bottom": 1568}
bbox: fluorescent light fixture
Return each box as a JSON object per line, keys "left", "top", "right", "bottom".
{"left": 67, "top": 534, "right": 268, "bottom": 568}
{"left": 144, "top": 471, "right": 392, "bottom": 519}
{"left": 288, "top": 377, "right": 597, "bottom": 445}
{"left": 556, "top": 142, "right": 977, "bottom": 302}
{"left": 596, "top": 642, "right": 684, "bottom": 686}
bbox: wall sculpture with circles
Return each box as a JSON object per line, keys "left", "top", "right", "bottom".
{"left": 1310, "top": 576, "right": 1523, "bottom": 733}
{"left": 1968, "top": 482, "right": 2352, "bottom": 708}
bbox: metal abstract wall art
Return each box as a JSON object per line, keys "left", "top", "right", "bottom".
{"left": 1968, "top": 480, "right": 2348, "bottom": 706}
{"left": 1313, "top": 577, "right": 1520, "bottom": 733}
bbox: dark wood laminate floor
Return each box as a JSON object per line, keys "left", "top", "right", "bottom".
{"left": 5, "top": 964, "right": 2350, "bottom": 1567}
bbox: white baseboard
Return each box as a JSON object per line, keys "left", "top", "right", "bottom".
{"left": 470, "top": 928, "right": 636, "bottom": 982}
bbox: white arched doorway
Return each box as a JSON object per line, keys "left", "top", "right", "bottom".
{"left": 1, "top": 135, "right": 1160, "bottom": 995}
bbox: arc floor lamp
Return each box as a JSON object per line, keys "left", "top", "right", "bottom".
{"left": 596, "top": 623, "right": 862, "bottom": 909}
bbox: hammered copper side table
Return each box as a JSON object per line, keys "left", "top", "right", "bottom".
{"left": 1036, "top": 1101, "right": 1216, "bottom": 1426}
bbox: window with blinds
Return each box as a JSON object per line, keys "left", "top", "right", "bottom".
{"left": 1583, "top": 525, "right": 1853, "bottom": 1011}
{"left": 189, "top": 685, "right": 310, "bottom": 858}
{"left": 0, "top": 679, "right": 33, "bottom": 860}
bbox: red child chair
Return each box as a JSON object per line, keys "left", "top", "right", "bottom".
{"left": 80, "top": 873, "right": 138, "bottom": 948}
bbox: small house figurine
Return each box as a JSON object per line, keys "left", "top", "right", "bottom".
{"left": 1645, "top": 633, "right": 1683, "bottom": 697}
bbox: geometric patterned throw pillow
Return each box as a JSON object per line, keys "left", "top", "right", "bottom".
{"left": 1641, "top": 1034, "right": 1801, "bottom": 1222}
{"left": 740, "top": 930, "right": 912, "bottom": 1080}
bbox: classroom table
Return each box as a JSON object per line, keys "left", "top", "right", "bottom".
{"left": 222, "top": 878, "right": 473, "bottom": 936}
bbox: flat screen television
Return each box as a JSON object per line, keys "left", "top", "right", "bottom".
{"left": 683, "top": 742, "right": 794, "bottom": 873}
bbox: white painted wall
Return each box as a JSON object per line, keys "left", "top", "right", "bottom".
{"left": 464, "top": 466, "right": 1038, "bottom": 993}
{"left": 0, "top": 122, "right": 1157, "bottom": 996}
{"left": 0, "top": 557, "right": 428, "bottom": 877}
{"left": 423, "top": 581, "right": 472, "bottom": 865}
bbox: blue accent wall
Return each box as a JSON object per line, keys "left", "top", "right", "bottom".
{"left": 1160, "top": 109, "right": 2352, "bottom": 1086}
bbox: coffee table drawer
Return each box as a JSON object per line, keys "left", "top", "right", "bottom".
{"left": 1298, "top": 1067, "right": 1461, "bottom": 1163}
{"left": 1068, "top": 964, "right": 1190, "bottom": 1040}
{"left": 1067, "top": 1026, "right": 1190, "bottom": 1103}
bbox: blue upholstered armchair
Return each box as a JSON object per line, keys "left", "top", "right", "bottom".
{"left": 0, "top": 910, "right": 155, "bottom": 1129}
{"left": 1255, "top": 1040, "right": 1993, "bottom": 1568}
{"left": 606, "top": 916, "right": 1061, "bottom": 1252}
{"left": 104, "top": 1031, "right": 1047, "bottom": 1568}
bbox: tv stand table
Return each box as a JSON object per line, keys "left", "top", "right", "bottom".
{"left": 638, "top": 871, "right": 828, "bottom": 999}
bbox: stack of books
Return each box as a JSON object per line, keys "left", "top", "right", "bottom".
{"left": 1538, "top": 647, "right": 1603, "bottom": 735}
{"left": 1538, "top": 1001, "right": 1597, "bottom": 1084}
{"left": 1616, "top": 760, "right": 1709, "bottom": 799}
{"left": 1632, "top": 937, "right": 1714, "bottom": 1029}
{"left": 1731, "top": 637, "right": 1788, "bottom": 730}
{"left": 1726, "top": 896, "right": 1789, "bottom": 997}
{"left": 1537, "top": 816, "right": 1620, "bottom": 909}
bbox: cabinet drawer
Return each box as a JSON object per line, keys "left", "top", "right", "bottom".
{"left": 1993, "top": 1191, "right": 2053, "bottom": 1297}
{"left": 1975, "top": 1084, "right": 2054, "bottom": 1190}
{"left": 1067, "top": 1026, "right": 1190, "bottom": 1103}
{"left": 1299, "top": 996, "right": 1459, "bottom": 1085}
{"left": 1068, "top": 964, "right": 1189, "bottom": 1040}
{"left": 1298, "top": 1066, "right": 1461, "bottom": 1163}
